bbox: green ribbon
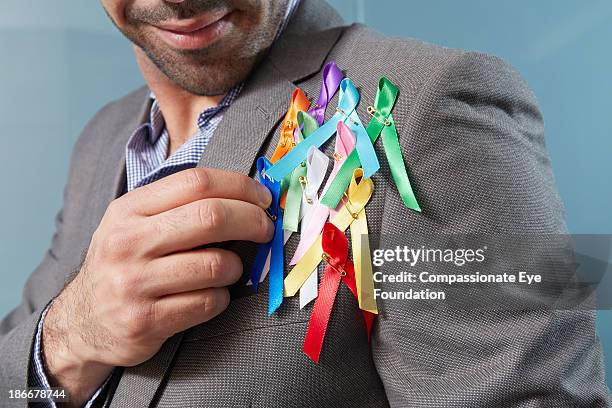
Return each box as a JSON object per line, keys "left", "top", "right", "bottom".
{"left": 280, "top": 175, "right": 291, "bottom": 196}
{"left": 320, "top": 77, "right": 421, "bottom": 212}
{"left": 283, "top": 111, "right": 319, "bottom": 231}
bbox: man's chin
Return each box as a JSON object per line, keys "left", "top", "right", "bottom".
{"left": 135, "top": 36, "right": 258, "bottom": 96}
{"left": 157, "top": 63, "right": 246, "bottom": 96}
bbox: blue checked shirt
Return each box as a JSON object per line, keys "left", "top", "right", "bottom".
{"left": 30, "top": 1, "right": 299, "bottom": 406}
{"left": 125, "top": 85, "right": 243, "bottom": 191}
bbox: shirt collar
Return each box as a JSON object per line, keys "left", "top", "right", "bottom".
{"left": 147, "top": 82, "right": 243, "bottom": 145}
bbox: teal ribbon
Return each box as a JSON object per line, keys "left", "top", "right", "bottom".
{"left": 321, "top": 77, "right": 421, "bottom": 211}
{"left": 265, "top": 78, "right": 379, "bottom": 182}
{"left": 283, "top": 112, "right": 319, "bottom": 232}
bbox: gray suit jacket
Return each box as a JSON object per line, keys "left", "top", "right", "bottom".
{"left": 1, "top": 1, "right": 609, "bottom": 406}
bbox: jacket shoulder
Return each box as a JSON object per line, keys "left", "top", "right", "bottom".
{"left": 63, "top": 85, "right": 149, "bottom": 205}
{"left": 333, "top": 23, "right": 528, "bottom": 99}
{"left": 342, "top": 23, "right": 464, "bottom": 60}
{"left": 333, "top": 23, "right": 462, "bottom": 86}
{"left": 73, "top": 86, "right": 150, "bottom": 158}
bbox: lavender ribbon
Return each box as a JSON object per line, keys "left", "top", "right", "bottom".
{"left": 309, "top": 62, "right": 344, "bottom": 125}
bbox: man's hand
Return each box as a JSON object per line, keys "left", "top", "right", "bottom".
{"left": 41, "top": 168, "right": 273, "bottom": 406}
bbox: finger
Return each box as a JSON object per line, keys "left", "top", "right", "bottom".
{"left": 117, "top": 168, "right": 272, "bottom": 216}
{"left": 146, "top": 198, "right": 274, "bottom": 255}
{"left": 142, "top": 248, "right": 243, "bottom": 297}
{"left": 151, "top": 287, "right": 230, "bottom": 337}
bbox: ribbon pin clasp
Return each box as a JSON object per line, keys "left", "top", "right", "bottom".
{"left": 321, "top": 252, "right": 347, "bottom": 277}
{"left": 264, "top": 208, "right": 277, "bottom": 222}
{"left": 336, "top": 107, "right": 360, "bottom": 127}
{"left": 367, "top": 106, "right": 392, "bottom": 127}
{"left": 342, "top": 191, "right": 361, "bottom": 220}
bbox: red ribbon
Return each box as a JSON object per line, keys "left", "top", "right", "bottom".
{"left": 303, "top": 222, "right": 375, "bottom": 363}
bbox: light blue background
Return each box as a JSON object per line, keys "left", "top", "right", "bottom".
{"left": 0, "top": 0, "right": 610, "bottom": 387}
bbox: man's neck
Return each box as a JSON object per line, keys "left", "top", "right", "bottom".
{"left": 135, "top": 47, "right": 225, "bottom": 156}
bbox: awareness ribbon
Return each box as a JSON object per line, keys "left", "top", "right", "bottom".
{"left": 285, "top": 144, "right": 329, "bottom": 235}
{"left": 302, "top": 222, "right": 375, "bottom": 363}
{"left": 247, "top": 111, "right": 318, "bottom": 285}
{"left": 296, "top": 145, "right": 331, "bottom": 308}
{"left": 349, "top": 186, "right": 378, "bottom": 314}
{"left": 306, "top": 61, "right": 344, "bottom": 126}
{"left": 302, "top": 147, "right": 330, "bottom": 221}
{"left": 250, "top": 157, "right": 285, "bottom": 315}
{"left": 271, "top": 88, "right": 310, "bottom": 163}
{"left": 282, "top": 112, "right": 319, "bottom": 232}
{"left": 265, "top": 78, "right": 379, "bottom": 182}
{"left": 270, "top": 88, "right": 310, "bottom": 209}
{"left": 284, "top": 168, "right": 373, "bottom": 298}
{"left": 321, "top": 77, "right": 421, "bottom": 212}
{"left": 254, "top": 125, "right": 328, "bottom": 288}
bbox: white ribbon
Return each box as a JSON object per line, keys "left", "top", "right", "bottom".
{"left": 298, "top": 146, "right": 330, "bottom": 308}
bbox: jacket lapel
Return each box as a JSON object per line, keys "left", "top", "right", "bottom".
{"left": 196, "top": 60, "right": 295, "bottom": 175}
{"left": 96, "top": 86, "right": 152, "bottom": 208}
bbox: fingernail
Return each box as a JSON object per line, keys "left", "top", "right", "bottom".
{"left": 257, "top": 184, "right": 272, "bottom": 208}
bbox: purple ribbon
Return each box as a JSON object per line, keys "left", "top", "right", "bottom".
{"left": 309, "top": 62, "right": 344, "bottom": 125}
{"left": 292, "top": 61, "right": 345, "bottom": 142}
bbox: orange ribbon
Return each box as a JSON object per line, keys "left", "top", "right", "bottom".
{"left": 270, "top": 88, "right": 311, "bottom": 164}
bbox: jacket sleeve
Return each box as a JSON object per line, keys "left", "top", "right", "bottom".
{"left": 0, "top": 203, "right": 73, "bottom": 407}
{"left": 0, "top": 101, "right": 115, "bottom": 406}
{"left": 372, "top": 51, "right": 610, "bottom": 407}
{"left": 29, "top": 303, "right": 112, "bottom": 408}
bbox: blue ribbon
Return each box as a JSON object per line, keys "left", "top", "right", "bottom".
{"left": 344, "top": 99, "right": 380, "bottom": 179}
{"left": 250, "top": 157, "right": 285, "bottom": 315}
{"left": 265, "top": 78, "right": 380, "bottom": 181}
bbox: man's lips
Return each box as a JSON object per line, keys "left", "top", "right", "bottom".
{"left": 151, "top": 10, "right": 232, "bottom": 50}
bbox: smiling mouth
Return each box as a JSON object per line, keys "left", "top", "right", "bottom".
{"left": 152, "top": 10, "right": 234, "bottom": 51}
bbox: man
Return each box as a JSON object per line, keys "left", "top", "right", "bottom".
{"left": 0, "top": 0, "right": 609, "bottom": 406}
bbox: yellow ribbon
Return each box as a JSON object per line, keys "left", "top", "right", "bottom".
{"left": 350, "top": 199, "right": 378, "bottom": 314}
{"left": 284, "top": 168, "right": 374, "bottom": 298}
